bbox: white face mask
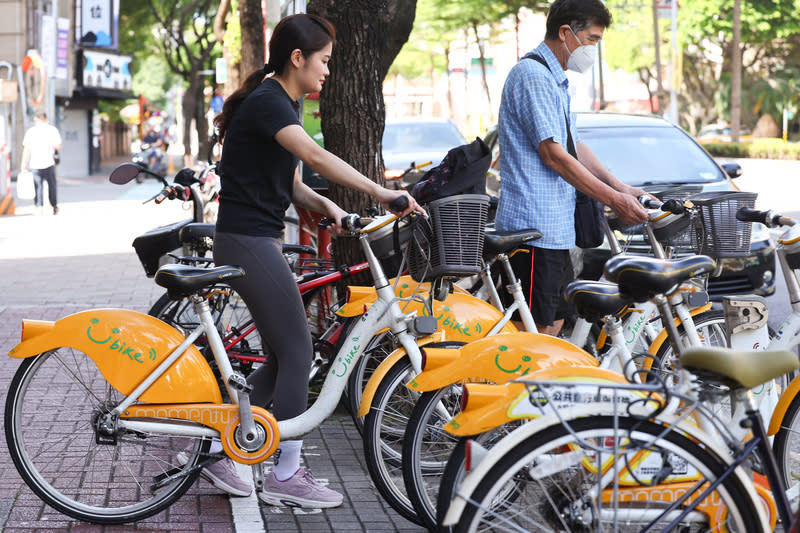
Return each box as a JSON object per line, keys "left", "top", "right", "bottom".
{"left": 564, "top": 27, "right": 596, "bottom": 73}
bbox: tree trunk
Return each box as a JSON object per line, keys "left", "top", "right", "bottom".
{"left": 472, "top": 21, "right": 494, "bottom": 124}
{"left": 240, "top": 0, "right": 266, "bottom": 77}
{"left": 213, "top": 0, "right": 240, "bottom": 96}
{"left": 182, "top": 81, "right": 198, "bottom": 160}
{"left": 195, "top": 81, "right": 210, "bottom": 163}
{"left": 308, "top": 0, "right": 413, "bottom": 273}
{"left": 651, "top": 0, "right": 665, "bottom": 115}
{"left": 445, "top": 46, "right": 453, "bottom": 120}
{"left": 378, "top": 0, "right": 417, "bottom": 80}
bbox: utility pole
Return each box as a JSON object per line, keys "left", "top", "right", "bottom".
{"left": 730, "top": 0, "right": 741, "bottom": 142}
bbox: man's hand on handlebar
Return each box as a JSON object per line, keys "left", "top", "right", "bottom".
{"left": 609, "top": 191, "right": 649, "bottom": 225}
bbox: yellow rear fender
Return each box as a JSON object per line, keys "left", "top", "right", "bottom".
{"left": 9, "top": 309, "right": 221, "bottom": 404}
{"left": 768, "top": 373, "right": 800, "bottom": 436}
{"left": 356, "top": 331, "right": 446, "bottom": 418}
{"left": 408, "top": 332, "right": 597, "bottom": 393}
{"left": 445, "top": 366, "right": 633, "bottom": 436}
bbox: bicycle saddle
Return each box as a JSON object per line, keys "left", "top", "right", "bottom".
{"left": 179, "top": 222, "right": 215, "bottom": 242}
{"left": 680, "top": 346, "right": 799, "bottom": 390}
{"left": 154, "top": 263, "right": 246, "bottom": 300}
{"left": 483, "top": 228, "right": 542, "bottom": 255}
{"left": 564, "top": 280, "right": 633, "bottom": 323}
{"left": 603, "top": 254, "right": 715, "bottom": 302}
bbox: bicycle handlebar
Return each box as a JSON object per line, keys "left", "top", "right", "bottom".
{"left": 736, "top": 206, "right": 795, "bottom": 228}
{"left": 388, "top": 195, "right": 409, "bottom": 212}
{"left": 637, "top": 195, "right": 687, "bottom": 215}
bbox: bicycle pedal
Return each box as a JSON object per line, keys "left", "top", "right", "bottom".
{"left": 227, "top": 373, "right": 253, "bottom": 394}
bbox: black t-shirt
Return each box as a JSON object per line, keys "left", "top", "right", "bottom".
{"left": 216, "top": 78, "right": 301, "bottom": 237}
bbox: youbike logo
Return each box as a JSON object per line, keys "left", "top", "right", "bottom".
{"left": 86, "top": 318, "right": 157, "bottom": 364}
{"left": 421, "top": 305, "right": 482, "bottom": 336}
{"left": 624, "top": 312, "right": 647, "bottom": 344}
{"left": 330, "top": 337, "right": 360, "bottom": 378}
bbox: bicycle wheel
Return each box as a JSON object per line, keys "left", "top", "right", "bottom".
{"left": 772, "top": 388, "right": 800, "bottom": 492}
{"left": 453, "top": 416, "right": 763, "bottom": 533}
{"left": 345, "top": 329, "right": 395, "bottom": 433}
{"left": 362, "top": 356, "right": 421, "bottom": 524}
{"left": 403, "top": 385, "right": 463, "bottom": 529}
{"left": 5, "top": 349, "right": 211, "bottom": 524}
{"left": 150, "top": 286, "right": 263, "bottom": 382}
{"left": 652, "top": 309, "right": 728, "bottom": 382}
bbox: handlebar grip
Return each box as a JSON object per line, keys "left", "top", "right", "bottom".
{"left": 318, "top": 218, "right": 335, "bottom": 228}
{"left": 660, "top": 199, "right": 686, "bottom": 215}
{"left": 638, "top": 195, "right": 662, "bottom": 210}
{"left": 388, "top": 195, "right": 409, "bottom": 212}
{"left": 736, "top": 207, "right": 769, "bottom": 224}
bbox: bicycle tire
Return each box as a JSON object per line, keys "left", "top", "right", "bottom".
{"left": 652, "top": 308, "right": 728, "bottom": 382}
{"left": 454, "top": 416, "right": 764, "bottom": 533}
{"left": 149, "top": 286, "right": 263, "bottom": 381}
{"left": 772, "top": 385, "right": 800, "bottom": 492}
{"left": 344, "top": 329, "right": 395, "bottom": 434}
{"left": 5, "top": 349, "right": 211, "bottom": 524}
{"left": 362, "top": 356, "right": 422, "bottom": 523}
{"left": 402, "top": 385, "right": 463, "bottom": 529}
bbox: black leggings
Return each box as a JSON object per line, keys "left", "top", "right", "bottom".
{"left": 213, "top": 232, "right": 312, "bottom": 421}
{"left": 33, "top": 166, "right": 57, "bottom": 208}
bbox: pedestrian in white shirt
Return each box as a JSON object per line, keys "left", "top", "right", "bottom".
{"left": 22, "top": 111, "right": 62, "bottom": 215}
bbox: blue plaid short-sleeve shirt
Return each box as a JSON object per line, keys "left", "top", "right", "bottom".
{"left": 496, "top": 42, "right": 579, "bottom": 250}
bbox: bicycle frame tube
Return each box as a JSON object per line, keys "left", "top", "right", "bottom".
{"left": 277, "top": 232, "right": 423, "bottom": 439}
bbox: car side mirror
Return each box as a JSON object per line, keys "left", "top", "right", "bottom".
{"left": 721, "top": 163, "right": 743, "bottom": 179}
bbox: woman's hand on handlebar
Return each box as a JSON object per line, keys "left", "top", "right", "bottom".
{"left": 321, "top": 204, "right": 349, "bottom": 235}
{"left": 375, "top": 188, "right": 425, "bottom": 218}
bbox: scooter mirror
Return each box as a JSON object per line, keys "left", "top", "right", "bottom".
{"left": 109, "top": 163, "right": 142, "bottom": 184}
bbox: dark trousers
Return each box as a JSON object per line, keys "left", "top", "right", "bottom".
{"left": 32, "top": 166, "right": 57, "bottom": 208}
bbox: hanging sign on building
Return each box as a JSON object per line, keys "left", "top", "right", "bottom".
{"left": 80, "top": 50, "right": 132, "bottom": 91}
{"left": 80, "top": 0, "right": 117, "bottom": 48}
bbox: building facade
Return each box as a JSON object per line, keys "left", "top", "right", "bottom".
{"left": 0, "top": 0, "right": 132, "bottom": 179}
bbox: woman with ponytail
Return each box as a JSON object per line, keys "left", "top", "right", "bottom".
{"left": 203, "top": 13, "right": 422, "bottom": 509}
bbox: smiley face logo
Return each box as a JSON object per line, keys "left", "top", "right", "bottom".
{"left": 495, "top": 345, "right": 533, "bottom": 375}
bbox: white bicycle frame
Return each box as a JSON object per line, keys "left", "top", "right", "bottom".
{"left": 111, "top": 213, "right": 426, "bottom": 457}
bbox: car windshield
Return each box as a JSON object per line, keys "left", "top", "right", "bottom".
{"left": 383, "top": 122, "right": 465, "bottom": 152}
{"left": 579, "top": 125, "right": 726, "bottom": 185}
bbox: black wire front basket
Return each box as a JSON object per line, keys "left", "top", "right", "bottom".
{"left": 406, "top": 194, "right": 490, "bottom": 282}
{"left": 689, "top": 191, "right": 757, "bottom": 258}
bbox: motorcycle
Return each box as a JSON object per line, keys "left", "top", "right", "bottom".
{"left": 132, "top": 142, "right": 168, "bottom": 182}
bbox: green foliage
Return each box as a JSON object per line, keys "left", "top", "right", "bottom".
{"left": 132, "top": 55, "right": 181, "bottom": 111}
{"left": 703, "top": 138, "right": 800, "bottom": 160}
{"left": 677, "top": 0, "right": 799, "bottom": 47}
{"left": 226, "top": 0, "right": 242, "bottom": 65}
{"left": 603, "top": 5, "right": 667, "bottom": 74}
